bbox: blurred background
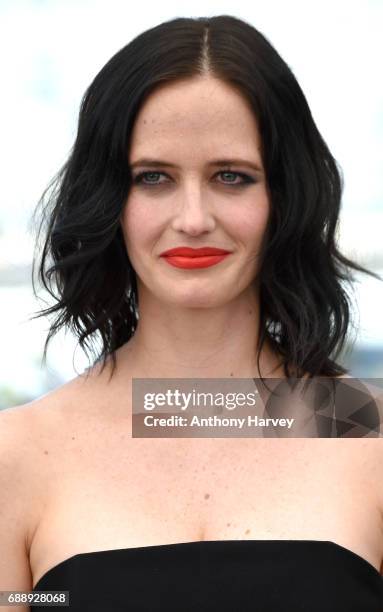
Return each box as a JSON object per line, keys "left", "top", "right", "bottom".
{"left": 1, "top": 0, "right": 382, "bottom": 408}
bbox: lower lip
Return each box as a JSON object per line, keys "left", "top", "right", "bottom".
{"left": 161, "top": 254, "right": 230, "bottom": 269}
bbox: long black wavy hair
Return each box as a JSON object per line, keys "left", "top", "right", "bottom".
{"left": 30, "top": 14, "right": 382, "bottom": 381}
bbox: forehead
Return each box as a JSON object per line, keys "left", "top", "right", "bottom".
{"left": 128, "top": 76, "right": 263, "bottom": 160}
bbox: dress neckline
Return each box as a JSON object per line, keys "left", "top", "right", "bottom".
{"left": 33, "top": 538, "right": 382, "bottom": 590}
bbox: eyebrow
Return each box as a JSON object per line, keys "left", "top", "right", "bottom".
{"left": 129, "top": 158, "right": 263, "bottom": 172}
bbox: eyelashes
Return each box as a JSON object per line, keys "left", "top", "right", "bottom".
{"left": 132, "top": 170, "right": 256, "bottom": 188}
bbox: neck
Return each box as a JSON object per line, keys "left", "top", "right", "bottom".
{"left": 116, "top": 285, "right": 284, "bottom": 379}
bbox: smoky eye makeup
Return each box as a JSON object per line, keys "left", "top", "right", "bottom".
{"left": 131, "top": 169, "right": 257, "bottom": 187}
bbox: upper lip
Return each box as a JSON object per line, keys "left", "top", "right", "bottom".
{"left": 160, "top": 247, "right": 232, "bottom": 257}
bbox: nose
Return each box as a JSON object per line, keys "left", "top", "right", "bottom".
{"left": 171, "top": 181, "right": 216, "bottom": 236}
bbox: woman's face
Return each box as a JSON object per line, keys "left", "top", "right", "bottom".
{"left": 121, "top": 75, "right": 270, "bottom": 308}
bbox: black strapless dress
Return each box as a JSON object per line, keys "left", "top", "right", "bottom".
{"left": 32, "top": 540, "right": 383, "bottom": 611}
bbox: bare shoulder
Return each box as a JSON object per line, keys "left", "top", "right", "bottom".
{"left": 0, "top": 400, "right": 43, "bottom": 468}
{"left": 0, "top": 403, "right": 44, "bottom": 595}
{"left": 0, "top": 369, "right": 92, "bottom": 490}
{"left": 0, "top": 363, "right": 108, "bottom": 488}
{"left": 2, "top": 362, "right": 107, "bottom": 424}
{"left": 0, "top": 370, "right": 89, "bottom": 595}
{"left": 0, "top": 400, "right": 43, "bottom": 516}
{"left": 0, "top": 361, "right": 123, "bottom": 472}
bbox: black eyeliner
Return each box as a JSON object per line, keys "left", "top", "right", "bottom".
{"left": 132, "top": 170, "right": 256, "bottom": 187}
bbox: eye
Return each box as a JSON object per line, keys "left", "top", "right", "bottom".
{"left": 133, "top": 171, "right": 167, "bottom": 185}
{"left": 218, "top": 171, "right": 255, "bottom": 186}
{"left": 132, "top": 170, "right": 256, "bottom": 187}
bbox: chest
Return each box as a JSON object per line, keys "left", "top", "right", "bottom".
{"left": 28, "top": 431, "right": 383, "bottom": 586}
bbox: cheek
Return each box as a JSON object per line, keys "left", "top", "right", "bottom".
{"left": 230, "top": 195, "right": 270, "bottom": 246}
{"left": 121, "top": 197, "right": 160, "bottom": 253}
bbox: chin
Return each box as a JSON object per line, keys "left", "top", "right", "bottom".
{"left": 162, "top": 288, "right": 231, "bottom": 309}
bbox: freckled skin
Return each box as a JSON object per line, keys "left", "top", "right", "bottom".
{"left": 23, "top": 74, "right": 383, "bottom": 587}
{"left": 113, "top": 73, "right": 288, "bottom": 383}
{"left": 121, "top": 76, "right": 269, "bottom": 313}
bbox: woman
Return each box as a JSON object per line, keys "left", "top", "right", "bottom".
{"left": 1, "top": 14, "right": 382, "bottom": 611}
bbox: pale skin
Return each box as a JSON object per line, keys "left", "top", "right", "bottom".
{"left": 119, "top": 74, "right": 282, "bottom": 380}
{"left": 0, "top": 76, "right": 382, "bottom": 607}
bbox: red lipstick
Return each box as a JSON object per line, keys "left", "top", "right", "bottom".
{"left": 160, "top": 247, "right": 232, "bottom": 269}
